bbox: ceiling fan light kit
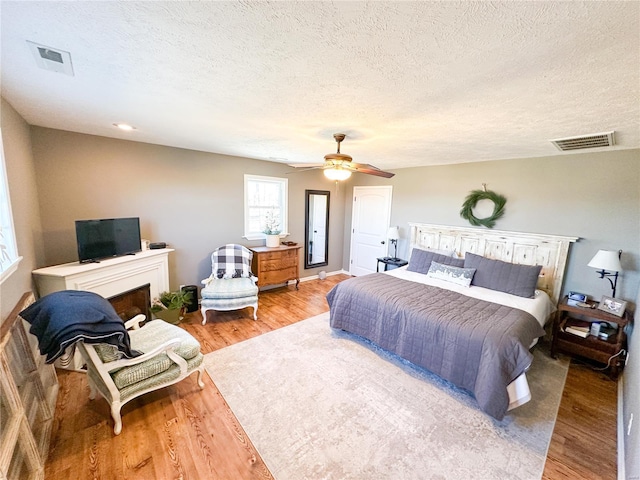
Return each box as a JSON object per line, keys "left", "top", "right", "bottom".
{"left": 324, "top": 167, "right": 352, "bottom": 181}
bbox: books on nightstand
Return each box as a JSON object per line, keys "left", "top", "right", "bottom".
{"left": 563, "top": 319, "right": 591, "bottom": 338}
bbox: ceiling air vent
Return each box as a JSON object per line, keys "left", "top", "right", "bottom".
{"left": 27, "top": 41, "right": 74, "bottom": 76}
{"left": 550, "top": 131, "right": 615, "bottom": 152}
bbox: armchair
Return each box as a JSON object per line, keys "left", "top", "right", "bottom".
{"left": 77, "top": 315, "right": 205, "bottom": 435}
{"left": 200, "top": 244, "right": 259, "bottom": 324}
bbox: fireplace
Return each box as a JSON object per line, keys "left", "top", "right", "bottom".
{"left": 108, "top": 283, "right": 151, "bottom": 321}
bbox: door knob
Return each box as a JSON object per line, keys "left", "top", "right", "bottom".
{"left": 380, "top": 240, "right": 386, "bottom": 245}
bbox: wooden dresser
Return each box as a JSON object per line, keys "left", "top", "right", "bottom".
{"left": 250, "top": 245, "right": 302, "bottom": 290}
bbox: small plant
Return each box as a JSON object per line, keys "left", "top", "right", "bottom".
{"left": 262, "top": 210, "right": 281, "bottom": 235}
{"left": 151, "top": 290, "right": 193, "bottom": 313}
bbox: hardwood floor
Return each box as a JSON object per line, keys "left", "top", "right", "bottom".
{"left": 542, "top": 359, "right": 618, "bottom": 480}
{"left": 45, "top": 274, "right": 618, "bottom": 479}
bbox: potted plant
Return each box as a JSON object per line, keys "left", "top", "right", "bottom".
{"left": 150, "top": 290, "right": 193, "bottom": 324}
{"left": 263, "top": 211, "right": 281, "bottom": 248}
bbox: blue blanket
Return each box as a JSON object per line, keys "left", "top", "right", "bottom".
{"left": 19, "top": 290, "right": 142, "bottom": 363}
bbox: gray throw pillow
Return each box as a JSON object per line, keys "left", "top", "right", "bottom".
{"left": 407, "top": 248, "right": 464, "bottom": 274}
{"left": 463, "top": 252, "right": 542, "bottom": 298}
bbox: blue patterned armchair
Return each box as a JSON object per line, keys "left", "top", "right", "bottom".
{"left": 200, "top": 244, "right": 259, "bottom": 324}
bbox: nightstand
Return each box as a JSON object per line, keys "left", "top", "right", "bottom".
{"left": 551, "top": 296, "right": 630, "bottom": 377}
{"left": 376, "top": 257, "right": 408, "bottom": 272}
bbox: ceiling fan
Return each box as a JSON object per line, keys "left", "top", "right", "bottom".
{"left": 289, "top": 133, "right": 395, "bottom": 180}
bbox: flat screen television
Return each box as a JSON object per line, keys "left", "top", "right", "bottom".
{"left": 75, "top": 217, "right": 141, "bottom": 263}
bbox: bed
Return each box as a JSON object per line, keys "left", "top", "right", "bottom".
{"left": 327, "top": 223, "right": 578, "bottom": 420}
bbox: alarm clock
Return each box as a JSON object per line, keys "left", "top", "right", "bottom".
{"left": 567, "top": 291, "right": 589, "bottom": 307}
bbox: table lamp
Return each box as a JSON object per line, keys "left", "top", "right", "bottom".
{"left": 387, "top": 226, "right": 399, "bottom": 261}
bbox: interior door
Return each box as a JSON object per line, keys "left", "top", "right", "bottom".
{"left": 349, "top": 186, "right": 393, "bottom": 276}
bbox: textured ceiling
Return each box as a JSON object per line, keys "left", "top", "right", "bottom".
{"left": 1, "top": 1, "right": 639, "bottom": 170}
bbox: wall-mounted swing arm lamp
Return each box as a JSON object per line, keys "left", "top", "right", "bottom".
{"left": 387, "top": 226, "right": 399, "bottom": 261}
{"left": 587, "top": 249, "right": 623, "bottom": 298}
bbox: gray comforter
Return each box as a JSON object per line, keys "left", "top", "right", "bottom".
{"left": 326, "top": 273, "right": 546, "bottom": 420}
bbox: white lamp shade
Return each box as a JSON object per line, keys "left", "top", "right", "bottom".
{"left": 588, "top": 250, "right": 622, "bottom": 272}
{"left": 387, "top": 226, "right": 399, "bottom": 240}
{"left": 324, "top": 168, "right": 352, "bottom": 181}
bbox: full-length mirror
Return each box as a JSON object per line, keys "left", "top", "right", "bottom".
{"left": 305, "top": 190, "right": 330, "bottom": 269}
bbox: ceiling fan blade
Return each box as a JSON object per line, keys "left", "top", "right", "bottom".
{"left": 286, "top": 166, "right": 325, "bottom": 174}
{"left": 347, "top": 163, "right": 395, "bottom": 178}
{"left": 288, "top": 163, "right": 325, "bottom": 168}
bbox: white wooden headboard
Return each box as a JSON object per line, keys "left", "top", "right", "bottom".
{"left": 408, "top": 223, "right": 578, "bottom": 304}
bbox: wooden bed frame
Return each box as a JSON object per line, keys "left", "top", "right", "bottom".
{"left": 408, "top": 223, "right": 578, "bottom": 304}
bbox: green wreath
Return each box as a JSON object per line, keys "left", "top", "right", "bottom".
{"left": 459, "top": 189, "right": 507, "bottom": 229}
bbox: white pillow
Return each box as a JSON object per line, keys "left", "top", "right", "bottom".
{"left": 426, "top": 261, "right": 476, "bottom": 287}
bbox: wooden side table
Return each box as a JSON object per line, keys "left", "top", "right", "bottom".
{"left": 377, "top": 257, "right": 408, "bottom": 272}
{"left": 551, "top": 296, "right": 631, "bottom": 377}
{"left": 250, "top": 245, "right": 302, "bottom": 290}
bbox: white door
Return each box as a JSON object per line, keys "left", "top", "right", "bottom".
{"left": 349, "top": 186, "right": 393, "bottom": 276}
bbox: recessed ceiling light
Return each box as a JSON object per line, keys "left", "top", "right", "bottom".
{"left": 113, "top": 123, "right": 136, "bottom": 131}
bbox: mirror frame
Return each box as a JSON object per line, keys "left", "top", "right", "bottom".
{"left": 304, "top": 189, "right": 330, "bottom": 269}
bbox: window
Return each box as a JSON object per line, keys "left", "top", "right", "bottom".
{"left": 0, "top": 130, "right": 22, "bottom": 283}
{"left": 244, "top": 174, "right": 288, "bottom": 240}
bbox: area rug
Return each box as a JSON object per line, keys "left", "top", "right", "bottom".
{"left": 204, "top": 313, "right": 568, "bottom": 480}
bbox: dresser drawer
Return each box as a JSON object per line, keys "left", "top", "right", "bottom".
{"left": 261, "top": 267, "right": 297, "bottom": 285}
{"left": 261, "top": 257, "right": 297, "bottom": 272}
{"left": 262, "top": 249, "right": 297, "bottom": 261}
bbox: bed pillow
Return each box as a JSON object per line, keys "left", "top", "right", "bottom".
{"left": 426, "top": 261, "right": 476, "bottom": 287}
{"left": 407, "top": 248, "right": 464, "bottom": 274}
{"left": 413, "top": 246, "right": 457, "bottom": 257}
{"left": 463, "top": 252, "right": 542, "bottom": 298}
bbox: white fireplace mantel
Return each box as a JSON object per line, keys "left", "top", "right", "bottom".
{"left": 32, "top": 248, "right": 174, "bottom": 301}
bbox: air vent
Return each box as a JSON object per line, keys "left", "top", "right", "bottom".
{"left": 27, "top": 41, "right": 74, "bottom": 76}
{"left": 550, "top": 131, "right": 615, "bottom": 151}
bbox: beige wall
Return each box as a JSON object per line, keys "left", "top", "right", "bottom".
{"left": 344, "top": 149, "right": 640, "bottom": 302}
{"left": 29, "top": 127, "right": 346, "bottom": 290}
{"left": 0, "top": 98, "right": 45, "bottom": 320}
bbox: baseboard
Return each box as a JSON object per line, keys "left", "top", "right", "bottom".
{"left": 297, "top": 269, "right": 350, "bottom": 283}
{"left": 618, "top": 375, "right": 625, "bottom": 480}
{"left": 252, "top": 269, "right": 349, "bottom": 290}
